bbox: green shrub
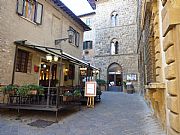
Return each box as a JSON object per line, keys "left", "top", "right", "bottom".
{"left": 63, "top": 91, "right": 73, "bottom": 96}
{"left": 17, "top": 84, "right": 44, "bottom": 96}
{"left": 28, "top": 84, "right": 44, "bottom": 94}
{"left": 96, "top": 79, "right": 106, "bottom": 85}
{"left": 2, "top": 84, "right": 18, "bottom": 94}
{"left": 96, "top": 89, "right": 102, "bottom": 95}
{"left": 16, "top": 85, "right": 29, "bottom": 96}
{"left": 73, "top": 89, "right": 82, "bottom": 96}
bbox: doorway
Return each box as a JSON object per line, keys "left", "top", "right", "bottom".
{"left": 39, "top": 61, "right": 57, "bottom": 87}
{"left": 107, "top": 63, "right": 123, "bottom": 92}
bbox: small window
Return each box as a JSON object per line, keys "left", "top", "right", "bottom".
{"left": 34, "top": 2, "right": 43, "bottom": 24}
{"left": 75, "top": 32, "right": 80, "bottom": 47}
{"left": 111, "top": 11, "right": 118, "bottom": 26}
{"left": 16, "top": 0, "right": 43, "bottom": 24}
{"left": 16, "top": 49, "right": 30, "bottom": 73}
{"left": 69, "top": 26, "right": 80, "bottom": 47}
{"left": 83, "top": 41, "right": 93, "bottom": 50}
{"left": 115, "top": 41, "right": 118, "bottom": 54}
{"left": 86, "top": 18, "right": 91, "bottom": 27}
{"left": 110, "top": 39, "right": 118, "bottom": 55}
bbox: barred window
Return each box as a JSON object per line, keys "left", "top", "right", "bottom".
{"left": 16, "top": 49, "right": 31, "bottom": 73}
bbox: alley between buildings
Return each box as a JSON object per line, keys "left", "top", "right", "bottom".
{"left": 0, "top": 92, "right": 165, "bottom": 135}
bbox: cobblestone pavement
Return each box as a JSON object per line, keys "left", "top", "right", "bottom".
{"left": 0, "top": 92, "right": 166, "bottom": 135}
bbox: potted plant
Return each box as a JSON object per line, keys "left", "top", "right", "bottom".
{"left": 27, "top": 84, "right": 44, "bottom": 95}
{"left": 16, "top": 85, "right": 30, "bottom": 96}
{"left": 63, "top": 91, "right": 73, "bottom": 102}
{"left": 96, "top": 79, "right": 106, "bottom": 91}
{"left": 73, "top": 89, "right": 82, "bottom": 101}
{"left": 2, "top": 84, "right": 18, "bottom": 95}
{"left": 123, "top": 81, "right": 127, "bottom": 93}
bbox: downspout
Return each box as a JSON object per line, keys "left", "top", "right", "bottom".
{"left": 11, "top": 44, "right": 18, "bottom": 85}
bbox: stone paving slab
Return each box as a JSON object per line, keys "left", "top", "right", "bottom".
{"left": 0, "top": 92, "right": 166, "bottom": 135}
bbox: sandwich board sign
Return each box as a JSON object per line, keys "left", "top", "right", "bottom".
{"left": 85, "top": 81, "right": 97, "bottom": 97}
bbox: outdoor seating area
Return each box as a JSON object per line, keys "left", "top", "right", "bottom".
{"left": 0, "top": 84, "right": 102, "bottom": 121}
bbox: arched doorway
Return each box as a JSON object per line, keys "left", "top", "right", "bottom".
{"left": 107, "top": 63, "right": 123, "bottom": 92}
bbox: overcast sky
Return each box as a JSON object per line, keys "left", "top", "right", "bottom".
{"left": 60, "top": 0, "right": 94, "bottom": 15}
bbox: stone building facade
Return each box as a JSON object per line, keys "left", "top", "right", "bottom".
{"left": 79, "top": 12, "right": 96, "bottom": 65}
{"left": 80, "top": 0, "right": 139, "bottom": 91}
{"left": 138, "top": 0, "right": 180, "bottom": 134}
{"left": 0, "top": 0, "right": 91, "bottom": 86}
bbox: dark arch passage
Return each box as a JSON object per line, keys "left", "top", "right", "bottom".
{"left": 107, "top": 63, "right": 123, "bottom": 92}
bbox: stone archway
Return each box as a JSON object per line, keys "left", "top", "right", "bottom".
{"left": 107, "top": 63, "right": 123, "bottom": 92}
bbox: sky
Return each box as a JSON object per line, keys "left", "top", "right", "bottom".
{"left": 60, "top": 0, "right": 94, "bottom": 15}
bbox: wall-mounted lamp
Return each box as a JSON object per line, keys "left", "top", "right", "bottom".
{"left": 65, "top": 67, "right": 68, "bottom": 73}
{"left": 80, "top": 67, "right": 87, "bottom": 70}
{"left": 54, "top": 56, "right": 59, "bottom": 62}
{"left": 46, "top": 54, "right": 59, "bottom": 62}
{"left": 93, "top": 70, "right": 99, "bottom": 74}
{"left": 46, "top": 54, "right": 53, "bottom": 61}
{"left": 55, "top": 29, "right": 74, "bottom": 45}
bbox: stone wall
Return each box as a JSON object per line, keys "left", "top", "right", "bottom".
{"left": 94, "top": 0, "right": 139, "bottom": 91}
{"left": 80, "top": 13, "right": 96, "bottom": 65}
{"left": 162, "top": 1, "right": 180, "bottom": 134}
{"left": 94, "top": 54, "right": 139, "bottom": 90}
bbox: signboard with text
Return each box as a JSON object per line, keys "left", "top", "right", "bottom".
{"left": 127, "top": 74, "right": 137, "bottom": 81}
{"left": 85, "top": 81, "right": 97, "bottom": 97}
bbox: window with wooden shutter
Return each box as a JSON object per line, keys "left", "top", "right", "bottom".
{"left": 83, "top": 41, "right": 93, "bottom": 50}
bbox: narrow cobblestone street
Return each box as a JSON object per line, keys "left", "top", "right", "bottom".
{"left": 0, "top": 92, "right": 166, "bottom": 135}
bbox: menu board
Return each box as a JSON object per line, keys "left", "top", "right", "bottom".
{"left": 85, "top": 81, "right": 97, "bottom": 97}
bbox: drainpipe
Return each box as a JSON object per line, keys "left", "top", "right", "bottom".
{"left": 11, "top": 44, "right": 18, "bottom": 85}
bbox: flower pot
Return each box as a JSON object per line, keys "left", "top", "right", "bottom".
{"left": 73, "top": 96, "right": 81, "bottom": 101}
{"left": 63, "top": 96, "right": 73, "bottom": 102}
{"left": 28, "top": 90, "right": 38, "bottom": 95}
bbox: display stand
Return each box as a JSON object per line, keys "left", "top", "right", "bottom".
{"left": 87, "top": 97, "right": 94, "bottom": 108}
{"left": 85, "top": 81, "right": 96, "bottom": 108}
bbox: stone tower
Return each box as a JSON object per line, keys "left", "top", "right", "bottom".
{"left": 93, "top": 0, "right": 139, "bottom": 91}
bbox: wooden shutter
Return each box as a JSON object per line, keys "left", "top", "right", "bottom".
{"left": 16, "top": 0, "right": 24, "bottom": 16}
{"left": 34, "top": 2, "right": 43, "bottom": 24}
{"left": 83, "top": 42, "right": 86, "bottom": 50}
{"left": 90, "top": 41, "right": 93, "bottom": 49}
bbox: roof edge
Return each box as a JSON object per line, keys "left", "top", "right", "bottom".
{"left": 87, "top": 0, "right": 96, "bottom": 10}
{"left": 50, "top": 0, "right": 91, "bottom": 31}
{"left": 78, "top": 12, "right": 96, "bottom": 18}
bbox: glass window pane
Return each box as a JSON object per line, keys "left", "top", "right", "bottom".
{"left": 35, "top": 2, "right": 43, "bottom": 24}
{"left": 17, "top": 0, "right": 24, "bottom": 15}
{"left": 111, "top": 42, "right": 115, "bottom": 54}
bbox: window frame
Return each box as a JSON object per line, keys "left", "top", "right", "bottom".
{"left": 86, "top": 18, "right": 91, "bottom": 27}
{"left": 16, "top": 49, "right": 30, "bottom": 73}
{"left": 69, "top": 26, "right": 80, "bottom": 47}
{"left": 110, "top": 39, "right": 118, "bottom": 55}
{"left": 16, "top": 0, "right": 43, "bottom": 25}
{"left": 111, "top": 11, "right": 118, "bottom": 27}
{"left": 83, "top": 41, "right": 93, "bottom": 50}
{"left": 34, "top": 2, "right": 43, "bottom": 25}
